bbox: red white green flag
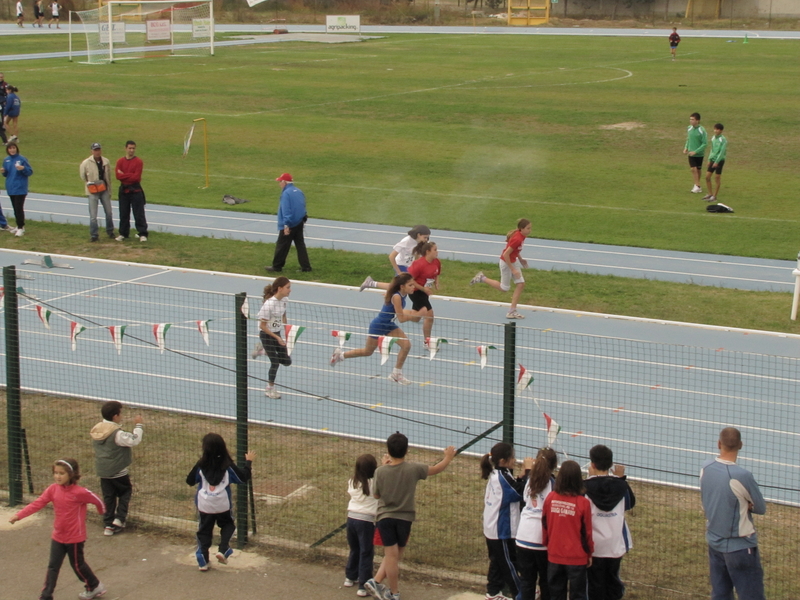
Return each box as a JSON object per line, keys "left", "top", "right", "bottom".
{"left": 196, "top": 320, "right": 211, "bottom": 346}
{"left": 108, "top": 325, "right": 127, "bottom": 355}
{"left": 153, "top": 323, "right": 172, "bottom": 354}
{"left": 377, "top": 336, "right": 397, "bottom": 365}
{"left": 70, "top": 321, "right": 86, "bottom": 351}
{"left": 544, "top": 413, "right": 562, "bottom": 447}
{"left": 36, "top": 305, "right": 52, "bottom": 329}
{"left": 477, "top": 345, "right": 496, "bottom": 369}
{"left": 284, "top": 324, "right": 306, "bottom": 356}
{"left": 425, "top": 337, "right": 448, "bottom": 360}
{"left": 516, "top": 364, "right": 533, "bottom": 392}
{"left": 331, "top": 330, "right": 352, "bottom": 348}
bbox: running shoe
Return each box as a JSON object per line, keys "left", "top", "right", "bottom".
{"left": 251, "top": 342, "right": 266, "bottom": 359}
{"left": 344, "top": 578, "right": 355, "bottom": 587}
{"left": 506, "top": 310, "right": 525, "bottom": 319}
{"left": 78, "top": 582, "right": 107, "bottom": 599}
{"left": 470, "top": 271, "right": 485, "bottom": 285}
{"left": 389, "top": 372, "right": 412, "bottom": 386}
{"left": 364, "top": 579, "right": 387, "bottom": 600}
{"left": 265, "top": 385, "right": 281, "bottom": 399}
{"left": 360, "top": 276, "right": 376, "bottom": 292}
{"left": 330, "top": 348, "right": 344, "bottom": 366}
{"left": 691, "top": 185, "right": 703, "bottom": 193}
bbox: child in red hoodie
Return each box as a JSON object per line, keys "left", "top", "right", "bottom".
{"left": 542, "top": 460, "right": 593, "bottom": 600}
{"left": 9, "top": 458, "right": 107, "bottom": 600}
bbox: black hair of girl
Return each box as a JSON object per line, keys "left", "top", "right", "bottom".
{"left": 506, "top": 218, "right": 531, "bottom": 240}
{"left": 53, "top": 458, "right": 81, "bottom": 484}
{"left": 197, "top": 432, "right": 233, "bottom": 486}
{"left": 384, "top": 272, "right": 413, "bottom": 305}
{"left": 263, "top": 276, "right": 290, "bottom": 301}
{"left": 352, "top": 454, "right": 378, "bottom": 497}
{"left": 480, "top": 442, "right": 514, "bottom": 479}
{"left": 528, "top": 447, "right": 557, "bottom": 497}
{"left": 413, "top": 241, "right": 436, "bottom": 260}
{"left": 554, "top": 460, "right": 584, "bottom": 496}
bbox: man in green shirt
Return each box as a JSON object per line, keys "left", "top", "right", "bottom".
{"left": 704, "top": 123, "right": 727, "bottom": 202}
{"left": 683, "top": 112, "right": 707, "bottom": 194}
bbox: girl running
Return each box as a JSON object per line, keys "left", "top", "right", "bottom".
{"left": 186, "top": 433, "right": 255, "bottom": 571}
{"left": 344, "top": 454, "right": 380, "bottom": 597}
{"left": 542, "top": 460, "right": 594, "bottom": 600}
{"left": 481, "top": 442, "right": 533, "bottom": 600}
{"left": 470, "top": 218, "right": 531, "bottom": 320}
{"left": 9, "top": 458, "right": 108, "bottom": 600}
{"left": 331, "top": 273, "right": 427, "bottom": 385}
{"left": 516, "top": 447, "right": 558, "bottom": 600}
{"left": 255, "top": 276, "right": 292, "bottom": 399}
{"left": 360, "top": 225, "right": 430, "bottom": 291}
{"left": 1, "top": 141, "right": 33, "bottom": 237}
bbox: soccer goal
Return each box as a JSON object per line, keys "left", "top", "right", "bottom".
{"left": 71, "top": 1, "right": 214, "bottom": 64}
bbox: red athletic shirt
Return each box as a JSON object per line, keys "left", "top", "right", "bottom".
{"left": 542, "top": 492, "right": 594, "bottom": 566}
{"left": 407, "top": 257, "right": 441, "bottom": 287}
{"left": 115, "top": 156, "right": 143, "bottom": 186}
{"left": 501, "top": 230, "right": 526, "bottom": 263}
{"left": 14, "top": 483, "right": 104, "bottom": 544}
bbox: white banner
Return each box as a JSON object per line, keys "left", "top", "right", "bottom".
{"left": 192, "top": 18, "right": 212, "bottom": 38}
{"left": 183, "top": 123, "right": 196, "bottom": 158}
{"left": 146, "top": 19, "right": 171, "bottom": 41}
{"left": 98, "top": 22, "right": 126, "bottom": 44}
{"left": 326, "top": 15, "right": 360, "bottom": 33}
{"left": 245, "top": 0, "right": 268, "bottom": 6}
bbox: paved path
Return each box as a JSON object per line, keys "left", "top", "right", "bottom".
{"left": 17, "top": 192, "right": 799, "bottom": 293}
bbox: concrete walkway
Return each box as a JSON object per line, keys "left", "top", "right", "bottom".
{"left": 15, "top": 192, "right": 799, "bottom": 293}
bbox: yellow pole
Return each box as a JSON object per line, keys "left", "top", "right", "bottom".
{"left": 193, "top": 118, "right": 209, "bottom": 189}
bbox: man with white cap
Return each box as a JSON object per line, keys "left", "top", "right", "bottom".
{"left": 265, "top": 173, "right": 311, "bottom": 273}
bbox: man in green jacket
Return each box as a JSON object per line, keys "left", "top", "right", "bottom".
{"left": 704, "top": 123, "right": 727, "bottom": 202}
{"left": 683, "top": 112, "right": 707, "bottom": 194}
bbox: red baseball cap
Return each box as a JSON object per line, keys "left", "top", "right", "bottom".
{"left": 275, "top": 173, "right": 293, "bottom": 182}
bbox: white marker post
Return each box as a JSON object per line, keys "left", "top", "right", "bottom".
{"left": 791, "top": 251, "right": 800, "bottom": 320}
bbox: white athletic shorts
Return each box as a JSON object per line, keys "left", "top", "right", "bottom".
{"left": 498, "top": 259, "right": 524, "bottom": 291}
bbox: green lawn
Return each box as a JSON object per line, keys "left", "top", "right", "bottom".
{"left": 1, "top": 32, "right": 798, "bottom": 260}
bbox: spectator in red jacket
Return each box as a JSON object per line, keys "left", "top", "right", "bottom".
{"left": 115, "top": 140, "right": 148, "bottom": 242}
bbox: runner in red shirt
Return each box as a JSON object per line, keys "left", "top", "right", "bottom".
{"left": 407, "top": 242, "right": 441, "bottom": 343}
{"left": 470, "top": 218, "right": 531, "bottom": 320}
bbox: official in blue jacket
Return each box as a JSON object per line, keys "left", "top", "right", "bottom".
{"left": 265, "top": 173, "right": 312, "bottom": 273}
{"left": 1, "top": 141, "right": 32, "bottom": 237}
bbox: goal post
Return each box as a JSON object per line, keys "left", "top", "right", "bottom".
{"left": 71, "top": 0, "right": 214, "bottom": 64}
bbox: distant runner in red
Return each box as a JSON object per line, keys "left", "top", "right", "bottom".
{"left": 669, "top": 28, "right": 681, "bottom": 61}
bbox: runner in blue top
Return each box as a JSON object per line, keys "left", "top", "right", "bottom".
{"left": 330, "top": 273, "right": 427, "bottom": 386}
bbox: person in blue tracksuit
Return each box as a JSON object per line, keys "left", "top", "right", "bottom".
{"left": 1, "top": 141, "right": 32, "bottom": 236}
{"left": 265, "top": 172, "right": 311, "bottom": 273}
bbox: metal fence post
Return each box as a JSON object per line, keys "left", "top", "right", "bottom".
{"left": 234, "top": 292, "right": 249, "bottom": 546}
{"left": 502, "top": 322, "right": 516, "bottom": 446}
{"left": 4, "top": 266, "right": 23, "bottom": 506}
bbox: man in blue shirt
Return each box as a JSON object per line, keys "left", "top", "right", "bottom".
{"left": 700, "top": 427, "right": 766, "bottom": 600}
{"left": 265, "top": 173, "right": 312, "bottom": 273}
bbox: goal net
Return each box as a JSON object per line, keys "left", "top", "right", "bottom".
{"left": 73, "top": 1, "right": 214, "bottom": 64}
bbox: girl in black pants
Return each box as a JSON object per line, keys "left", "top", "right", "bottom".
{"left": 256, "top": 276, "right": 293, "bottom": 399}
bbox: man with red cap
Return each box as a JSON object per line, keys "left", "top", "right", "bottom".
{"left": 266, "top": 173, "right": 311, "bottom": 273}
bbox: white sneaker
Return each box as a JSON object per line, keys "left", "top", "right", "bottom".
{"left": 702, "top": 194, "right": 713, "bottom": 200}
{"left": 691, "top": 185, "right": 703, "bottom": 193}
{"left": 470, "top": 271, "right": 485, "bottom": 285}
{"left": 0, "top": 225, "right": 12, "bottom": 232}
{"left": 251, "top": 342, "right": 266, "bottom": 359}
{"left": 115, "top": 235, "right": 125, "bottom": 242}
{"left": 344, "top": 578, "right": 356, "bottom": 587}
{"left": 708, "top": 195, "right": 716, "bottom": 202}
{"left": 112, "top": 518, "right": 125, "bottom": 529}
{"left": 78, "top": 581, "right": 107, "bottom": 599}
{"left": 389, "top": 372, "right": 412, "bottom": 386}
{"left": 360, "top": 275, "right": 376, "bottom": 292}
{"left": 265, "top": 385, "right": 281, "bottom": 399}
{"left": 139, "top": 236, "right": 147, "bottom": 242}
{"left": 357, "top": 589, "right": 369, "bottom": 597}
{"left": 330, "top": 348, "right": 344, "bottom": 367}
{"left": 506, "top": 310, "right": 525, "bottom": 319}
{"left": 14, "top": 227, "right": 24, "bottom": 237}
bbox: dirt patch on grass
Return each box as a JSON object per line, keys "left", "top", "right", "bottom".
{"left": 599, "top": 121, "right": 645, "bottom": 130}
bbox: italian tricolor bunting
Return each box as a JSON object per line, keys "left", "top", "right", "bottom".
{"left": 196, "top": 320, "right": 211, "bottom": 346}
{"left": 544, "top": 413, "right": 562, "bottom": 447}
{"left": 331, "top": 330, "right": 352, "bottom": 348}
{"left": 36, "top": 305, "right": 52, "bottom": 329}
{"left": 153, "top": 323, "right": 172, "bottom": 354}
{"left": 70, "top": 322, "right": 86, "bottom": 351}
{"left": 108, "top": 326, "right": 127, "bottom": 355}
{"left": 516, "top": 364, "right": 533, "bottom": 392}
{"left": 377, "top": 336, "right": 397, "bottom": 365}
{"left": 425, "top": 337, "right": 447, "bottom": 360}
{"left": 477, "top": 345, "right": 496, "bottom": 369}
{"left": 284, "top": 324, "right": 305, "bottom": 356}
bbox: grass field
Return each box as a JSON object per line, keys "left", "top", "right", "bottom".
{"left": 1, "top": 31, "right": 798, "bottom": 260}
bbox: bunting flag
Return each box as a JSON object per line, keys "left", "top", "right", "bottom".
{"left": 516, "top": 364, "right": 533, "bottom": 392}
{"left": 544, "top": 413, "right": 562, "bottom": 447}
{"left": 153, "top": 323, "right": 172, "bottom": 354}
{"left": 377, "top": 336, "right": 397, "bottom": 365}
{"left": 108, "top": 325, "right": 127, "bottom": 355}
{"left": 284, "top": 324, "right": 306, "bottom": 356}
{"left": 70, "top": 321, "right": 86, "bottom": 351}
{"left": 0, "top": 286, "right": 4, "bottom": 308}
{"left": 36, "top": 305, "right": 52, "bottom": 329}
{"left": 240, "top": 298, "right": 250, "bottom": 319}
{"left": 331, "top": 330, "right": 352, "bottom": 348}
{"left": 477, "top": 345, "right": 496, "bottom": 369}
{"left": 425, "top": 337, "right": 448, "bottom": 360}
{"left": 196, "top": 320, "right": 212, "bottom": 346}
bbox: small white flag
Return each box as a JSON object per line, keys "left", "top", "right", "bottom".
{"left": 425, "top": 337, "right": 448, "bottom": 360}
{"left": 516, "top": 364, "right": 533, "bottom": 392}
{"left": 477, "top": 345, "right": 496, "bottom": 369}
{"left": 153, "top": 323, "right": 172, "bottom": 354}
{"left": 108, "top": 325, "right": 126, "bottom": 355}
{"left": 196, "top": 320, "right": 211, "bottom": 346}
{"left": 70, "top": 321, "right": 86, "bottom": 351}
{"left": 377, "top": 336, "right": 397, "bottom": 365}
{"left": 241, "top": 298, "right": 250, "bottom": 319}
{"left": 36, "top": 305, "right": 52, "bottom": 329}
{"left": 183, "top": 122, "right": 196, "bottom": 158}
{"left": 544, "top": 413, "right": 562, "bottom": 447}
{"left": 284, "top": 324, "right": 305, "bottom": 356}
{"left": 331, "top": 330, "right": 352, "bottom": 348}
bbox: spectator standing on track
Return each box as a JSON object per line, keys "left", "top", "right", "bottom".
{"left": 265, "top": 172, "right": 311, "bottom": 273}
{"left": 703, "top": 123, "right": 727, "bottom": 203}
{"left": 79, "top": 142, "right": 115, "bottom": 242}
{"left": 584, "top": 445, "right": 635, "bottom": 600}
{"left": 1, "top": 141, "right": 33, "bottom": 237}
{"left": 364, "top": 432, "right": 456, "bottom": 600}
{"left": 48, "top": 1, "right": 61, "bottom": 27}
{"left": 683, "top": 112, "right": 707, "bottom": 194}
{"left": 115, "top": 140, "right": 148, "bottom": 242}
{"left": 89, "top": 401, "right": 144, "bottom": 536}
{"left": 700, "top": 427, "right": 766, "bottom": 600}
{"left": 669, "top": 27, "right": 680, "bottom": 60}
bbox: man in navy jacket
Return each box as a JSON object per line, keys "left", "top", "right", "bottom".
{"left": 265, "top": 173, "right": 311, "bottom": 273}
